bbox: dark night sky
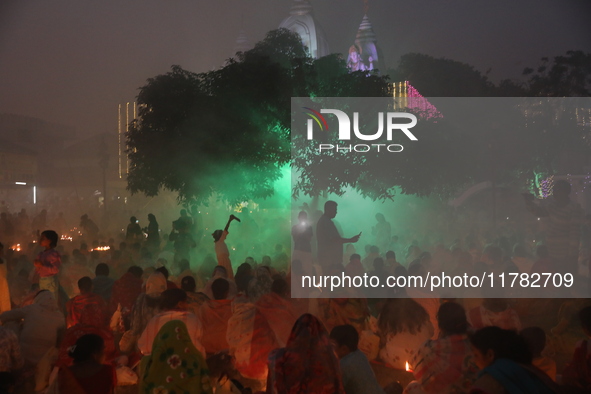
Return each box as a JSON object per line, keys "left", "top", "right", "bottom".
{"left": 1, "top": 0, "right": 590, "bottom": 137}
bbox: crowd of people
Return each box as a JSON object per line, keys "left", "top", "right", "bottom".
{"left": 0, "top": 182, "right": 590, "bottom": 393}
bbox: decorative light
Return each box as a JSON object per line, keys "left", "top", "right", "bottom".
{"left": 539, "top": 175, "right": 554, "bottom": 199}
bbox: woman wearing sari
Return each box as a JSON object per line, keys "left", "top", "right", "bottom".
{"left": 55, "top": 334, "right": 116, "bottom": 394}
{"left": 139, "top": 320, "right": 212, "bottom": 394}
{"left": 227, "top": 294, "right": 278, "bottom": 384}
{"left": 373, "top": 298, "right": 432, "bottom": 389}
{"left": 266, "top": 313, "right": 345, "bottom": 394}
{"left": 247, "top": 266, "right": 273, "bottom": 303}
{"left": 406, "top": 302, "right": 478, "bottom": 394}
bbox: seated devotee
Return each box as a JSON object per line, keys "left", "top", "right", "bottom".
{"left": 469, "top": 326, "right": 559, "bottom": 394}
{"left": 0, "top": 324, "right": 23, "bottom": 372}
{"left": 0, "top": 290, "right": 65, "bottom": 367}
{"left": 330, "top": 324, "right": 384, "bottom": 394}
{"left": 266, "top": 313, "right": 344, "bottom": 394}
{"left": 563, "top": 305, "right": 591, "bottom": 391}
{"left": 467, "top": 296, "right": 522, "bottom": 331}
{"left": 202, "top": 266, "right": 238, "bottom": 300}
{"left": 156, "top": 266, "right": 178, "bottom": 289}
{"left": 139, "top": 321, "right": 212, "bottom": 394}
{"left": 520, "top": 326, "right": 556, "bottom": 381}
{"left": 92, "top": 263, "right": 115, "bottom": 302}
{"left": 138, "top": 288, "right": 205, "bottom": 357}
{"left": 57, "top": 304, "right": 118, "bottom": 368}
{"left": 109, "top": 265, "right": 143, "bottom": 320}
{"left": 198, "top": 278, "right": 233, "bottom": 355}
{"left": 56, "top": 334, "right": 117, "bottom": 394}
{"left": 373, "top": 298, "right": 431, "bottom": 389}
{"left": 66, "top": 276, "right": 108, "bottom": 328}
{"left": 255, "top": 278, "right": 298, "bottom": 347}
{"left": 234, "top": 262, "right": 253, "bottom": 294}
{"left": 325, "top": 297, "right": 371, "bottom": 335}
{"left": 344, "top": 253, "right": 365, "bottom": 279}
{"left": 227, "top": 293, "right": 279, "bottom": 386}
{"left": 124, "top": 272, "right": 167, "bottom": 352}
{"left": 247, "top": 266, "right": 273, "bottom": 302}
{"left": 405, "top": 302, "right": 478, "bottom": 394}
{"left": 362, "top": 245, "right": 382, "bottom": 271}
{"left": 385, "top": 250, "right": 402, "bottom": 273}
{"left": 180, "top": 275, "right": 209, "bottom": 316}
{"left": 172, "top": 258, "right": 195, "bottom": 287}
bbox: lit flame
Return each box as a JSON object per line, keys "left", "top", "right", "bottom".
{"left": 405, "top": 361, "right": 412, "bottom": 372}
{"left": 92, "top": 246, "right": 111, "bottom": 251}
{"left": 11, "top": 244, "right": 21, "bottom": 252}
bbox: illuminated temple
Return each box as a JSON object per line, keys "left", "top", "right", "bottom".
{"left": 274, "top": 0, "right": 429, "bottom": 105}
{"left": 278, "top": 0, "right": 330, "bottom": 59}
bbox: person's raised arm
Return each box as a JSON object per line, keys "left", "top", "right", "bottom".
{"left": 224, "top": 215, "right": 241, "bottom": 232}
{"left": 224, "top": 216, "right": 233, "bottom": 232}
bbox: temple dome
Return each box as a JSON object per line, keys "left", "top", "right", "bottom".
{"left": 278, "top": 0, "right": 330, "bottom": 59}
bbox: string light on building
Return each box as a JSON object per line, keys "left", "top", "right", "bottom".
{"left": 539, "top": 175, "right": 554, "bottom": 198}
{"left": 118, "top": 102, "right": 141, "bottom": 179}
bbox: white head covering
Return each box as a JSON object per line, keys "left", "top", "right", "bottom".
{"left": 145, "top": 272, "right": 167, "bottom": 296}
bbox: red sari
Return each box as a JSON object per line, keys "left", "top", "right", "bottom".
{"left": 198, "top": 298, "right": 233, "bottom": 354}
{"left": 66, "top": 292, "right": 108, "bottom": 328}
{"left": 109, "top": 272, "right": 143, "bottom": 317}
{"left": 58, "top": 363, "right": 116, "bottom": 394}
{"left": 256, "top": 292, "right": 298, "bottom": 347}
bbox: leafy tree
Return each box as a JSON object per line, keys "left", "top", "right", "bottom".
{"left": 127, "top": 28, "right": 390, "bottom": 204}
{"left": 524, "top": 50, "right": 591, "bottom": 97}
{"left": 387, "top": 53, "right": 527, "bottom": 97}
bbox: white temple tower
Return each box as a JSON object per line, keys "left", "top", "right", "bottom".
{"left": 278, "top": 0, "right": 330, "bottom": 59}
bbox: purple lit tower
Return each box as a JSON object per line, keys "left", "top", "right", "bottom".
{"left": 350, "top": 14, "right": 384, "bottom": 73}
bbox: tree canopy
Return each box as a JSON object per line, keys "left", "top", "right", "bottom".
{"left": 127, "top": 30, "right": 590, "bottom": 205}
{"left": 524, "top": 50, "right": 591, "bottom": 97}
{"left": 126, "top": 28, "right": 390, "bottom": 205}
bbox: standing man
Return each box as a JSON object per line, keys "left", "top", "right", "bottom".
{"left": 316, "top": 201, "right": 361, "bottom": 272}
